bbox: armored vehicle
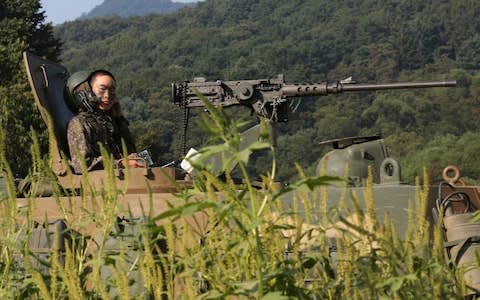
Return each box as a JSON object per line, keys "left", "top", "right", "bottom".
{"left": 10, "top": 51, "right": 479, "bottom": 297}
{"left": 171, "top": 71, "right": 480, "bottom": 294}
{"left": 170, "top": 73, "right": 456, "bottom": 232}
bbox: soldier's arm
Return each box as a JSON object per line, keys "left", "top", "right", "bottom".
{"left": 67, "top": 117, "right": 103, "bottom": 173}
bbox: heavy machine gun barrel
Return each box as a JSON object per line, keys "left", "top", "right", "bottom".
{"left": 281, "top": 80, "right": 457, "bottom": 97}
{"left": 171, "top": 74, "right": 456, "bottom": 122}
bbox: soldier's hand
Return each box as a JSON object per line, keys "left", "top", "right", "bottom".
{"left": 118, "top": 154, "right": 146, "bottom": 168}
{"left": 128, "top": 158, "right": 145, "bottom": 168}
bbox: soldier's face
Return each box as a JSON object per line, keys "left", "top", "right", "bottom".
{"left": 91, "top": 74, "right": 116, "bottom": 111}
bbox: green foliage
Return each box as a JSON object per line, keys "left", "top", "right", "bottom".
{"left": 50, "top": 0, "right": 480, "bottom": 182}
{"left": 0, "top": 103, "right": 470, "bottom": 299}
{"left": 0, "top": 0, "right": 61, "bottom": 176}
{"left": 395, "top": 132, "right": 480, "bottom": 184}
{"left": 0, "top": 0, "right": 473, "bottom": 182}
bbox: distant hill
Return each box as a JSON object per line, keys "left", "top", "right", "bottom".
{"left": 55, "top": 0, "right": 480, "bottom": 182}
{"left": 79, "top": 0, "right": 196, "bottom": 19}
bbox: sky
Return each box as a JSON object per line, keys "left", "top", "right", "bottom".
{"left": 40, "top": 0, "right": 198, "bottom": 25}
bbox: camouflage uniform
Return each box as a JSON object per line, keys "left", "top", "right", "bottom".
{"left": 67, "top": 111, "right": 136, "bottom": 174}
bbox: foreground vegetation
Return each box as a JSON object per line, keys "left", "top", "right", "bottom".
{"left": 0, "top": 107, "right": 473, "bottom": 299}
{"left": 1, "top": 1, "right": 480, "bottom": 298}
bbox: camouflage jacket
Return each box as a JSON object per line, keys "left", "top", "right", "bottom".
{"left": 67, "top": 111, "right": 136, "bottom": 174}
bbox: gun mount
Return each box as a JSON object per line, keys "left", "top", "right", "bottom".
{"left": 171, "top": 74, "right": 456, "bottom": 122}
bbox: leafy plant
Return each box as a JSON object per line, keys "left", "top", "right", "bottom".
{"left": 0, "top": 86, "right": 471, "bottom": 299}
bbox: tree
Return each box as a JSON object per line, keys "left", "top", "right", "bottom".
{"left": 0, "top": 0, "right": 61, "bottom": 175}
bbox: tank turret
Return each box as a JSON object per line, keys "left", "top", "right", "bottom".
{"left": 317, "top": 135, "right": 401, "bottom": 186}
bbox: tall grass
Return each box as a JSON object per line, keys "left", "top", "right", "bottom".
{"left": 0, "top": 104, "right": 470, "bottom": 299}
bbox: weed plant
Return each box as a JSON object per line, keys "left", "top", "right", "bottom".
{"left": 0, "top": 103, "right": 471, "bottom": 299}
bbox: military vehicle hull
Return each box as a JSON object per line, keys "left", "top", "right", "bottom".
{"left": 14, "top": 51, "right": 479, "bottom": 297}
{"left": 18, "top": 52, "right": 451, "bottom": 238}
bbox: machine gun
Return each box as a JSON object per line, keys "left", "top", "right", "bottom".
{"left": 171, "top": 74, "right": 456, "bottom": 122}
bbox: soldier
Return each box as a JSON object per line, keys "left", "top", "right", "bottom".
{"left": 66, "top": 70, "right": 143, "bottom": 173}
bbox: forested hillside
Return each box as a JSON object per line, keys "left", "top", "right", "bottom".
{"left": 54, "top": 0, "right": 480, "bottom": 183}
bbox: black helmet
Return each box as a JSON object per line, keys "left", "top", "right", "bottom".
{"left": 64, "top": 70, "right": 101, "bottom": 113}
